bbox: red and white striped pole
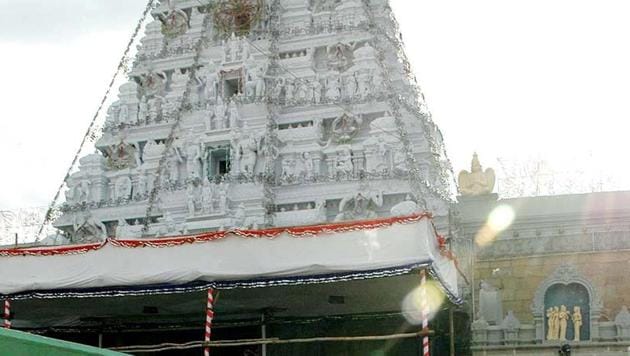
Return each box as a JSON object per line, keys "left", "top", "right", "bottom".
{"left": 419, "top": 269, "right": 430, "bottom": 356}
{"left": 204, "top": 289, "right": 215, "bottom": 356}
{"left": 3, "top": 299, "right": 11, "bottom": 329}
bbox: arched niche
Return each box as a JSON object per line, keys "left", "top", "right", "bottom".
{"left": 531, "top": 264, "right": 602, "bottom": 342}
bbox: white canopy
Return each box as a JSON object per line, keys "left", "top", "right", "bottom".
{"left": 0, "top": 214, "right": 460, "bottom": 303}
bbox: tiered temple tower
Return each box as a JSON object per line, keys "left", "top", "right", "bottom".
{"left": 53, "top": 0, "right": 454, "bottom": 242}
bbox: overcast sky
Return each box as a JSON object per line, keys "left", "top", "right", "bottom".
{"left": 1, "top": 0, "right": 629, "bottom": 209}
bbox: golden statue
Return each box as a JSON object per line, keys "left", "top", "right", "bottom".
{"left": 558, "top": 305, "right": 569, "bottom": 341}
{"left": 458, "top": 153, "right": 495, "bottom": 196}
{"left": 546, "top": 307, "right": 556, "bottom": 340}
{"left": 573, "top": 306, "right": 582, "bottom": 341}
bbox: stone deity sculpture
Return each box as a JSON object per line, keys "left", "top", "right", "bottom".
{"left": 558, "top": 305, "right": 569, "bottom": 341}
{"left": 118, "top": 104, "right": 130, "bottom": 125}
{"left": 237, "top": 133, "right": 258, "bottom": 175}
{"left": 167, "top": 145, "right": 184, "bottom": 184}
{"left": 546, "top": 307, "right": 556, "bottom": 340}
{"left": 218, "top": 182, "right": 229, "bottom": 213}
{"left": 334, "top": 190, "right": 382, "bottom": 221}
{"left": 184, "top": 135, "right": 203, "bottom": 180}
{"left": 138, "top": 96, "right": 149, "bottom": 123}
{"left": 186, "top": 184, "right": 197, "bottom": 216}
{"left": 573, "top": 306, "right": 582, "bottom": 341}
{"left": 201, "top": 178, "right": 214, "bottom": 214}
{"left": 228, "top": 100, "right": 240, "bottom": 128}
{"left": 214, "top": 96, "right": 227, "bottom": 129}
{"left": 478, "top": 280, "right": 503, "bottom": 325}
{"left": 312, "top": 76, "right": 322, "bottom": 103}
{"left": 114, "top": 176, "right": 132, "bottom": 200}
{"left": 254, "top": 67, "right": 266, "bottom": 98}
{"left": 458, "top": 153, "right": 495, "bottom": 196}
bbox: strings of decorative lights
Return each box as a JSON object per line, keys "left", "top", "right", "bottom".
{"left": 260, "top": 0, "right": 282, "bottom": 226}
{"left": 362, "top": 0, "right": 435, "bottom": 208}
{"left": 377, "top": 4, "right": 458, "bottom": 196}
{"left": 35, "top": 0, "right": 158, "bottom": 241}
{"left": 142, "top": 8, "right": 214, "bottom": 233}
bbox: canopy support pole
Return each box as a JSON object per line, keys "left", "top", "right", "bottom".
{"left": 204, "top": 289, "right": 215, "bottom": 356}
{"left": 3, "top": 299, "right": 11, "bottom": 329}
{"left": 420, "top": 269, "right": 430, "bottom": 356}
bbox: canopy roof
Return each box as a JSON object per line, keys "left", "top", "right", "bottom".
{"left": 0, "top": 214, "right": 460, "bottom": 304}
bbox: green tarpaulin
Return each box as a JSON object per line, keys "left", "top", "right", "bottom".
{"left": 0, "top": 328, "right": 126, "bottom": 356}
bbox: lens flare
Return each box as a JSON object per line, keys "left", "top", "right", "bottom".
{"left": 401, "top": 280, "right": 445, "bottom": 325}
{"left": 475, "top": 205, "right": 515, "bottom": 247}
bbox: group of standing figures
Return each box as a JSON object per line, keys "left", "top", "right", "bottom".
{"left": 547, "top": 305, "right": 583, "bottom": 341}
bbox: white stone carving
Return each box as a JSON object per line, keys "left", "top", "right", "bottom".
{"left": 54, "top": 0, "right": 452, "bottom": 243}
{"left": 334, "top": 189, "right": 382, "bottom": 222}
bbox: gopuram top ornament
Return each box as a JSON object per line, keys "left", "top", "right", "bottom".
{"left": 458, "top": 153, "right": 495, "bottom": 196}
{"left": 213, "top": 0, "right": 264, "bottom": 36}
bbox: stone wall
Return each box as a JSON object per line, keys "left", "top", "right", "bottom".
{"left": 475, "top": 249, "right": 630, "bottom": 324}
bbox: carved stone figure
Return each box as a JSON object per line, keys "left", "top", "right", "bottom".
{"left": 118, "top": 104, "right": 130, "bottom": 125}
{"left": 392, "top": 145, "right": 408, "bottom": 173}
{"left": 273, "top": 77, "right": 284, "bottom": 100}
{"left": 161, "top": 8, "right": 189, "bottom": 38}
{"left": 558, "top": 305, "right": 569, "bottom": 341}
{"left": 281, "top": 157, "right": 296, "bottom": 183}
{"left": 138, "top": 96, "right": 149, "bottom": 123}
{"left": 72, "top": 211, "right": 107, "bottom": 242}
{"left": 302, "top": 152, "right": 314, "bottom": 179}
{"left": 233, "top": 203, "right": 247, "bottom": 228}
{"left": 326, "top": 74, "right": 341, "bottom": 101}
{"left": 458, "top": 153, "right": 496, "bottom": 196}
{"left": 357, "top": 70, "right": 371, "bottom": 98}
{"left": 213, "top": 96, "right": 227, "bottom": 129}
{"left": 77, "top": 180, "right": 91, "bottom": 203}
{"left": 167, "top": 145, "right": 184, "bottom": 184}
{"left": 285, "top": 78, "right": 295, "bottom": 102}
{"left": 551, "top": 306, "right": 561, "bottom": 340}
{"left": 105, "top": 141, "right": 140, "bottom": 170}
{"left": 218, "top": 182, "right": 229, "bottom": 213}
{"left": 479, "top": 280, "right": 503, "bottom": 325}
{"left": 114, "top": 176, "right": 132, "bottom": 200}
{"left": 141, "top": 72, "right": 166, "bottom": 97}
{"left": 335, "top": 148, "right": 354, "bottom": 177}
{"left": 344, "top": 72, "right": 357, "bottom": 99}
{"left": 573, "top": 306, "right": 582, "bottom": 341}
{"left": 331, "top": 114, "right": 361, "bottom": 143}
{"left": 502, "top": 311, "right": 521, "bottom": 331}
{"left": 115, "top": 218, "right": 132, "bottom": 238}
{"left": 201, "top": 178, "right": 215, "bottom": 214}
{"left": 147, "top": 96, "right": 163, "bottom": 122}
{"left": 184, "top": 135, "right": 204, "bottom": 180}
{"left": 135, "top": 169, "right": 148, "bottom": 199}
{"left": 328, "top": 42, "right": 350, "bottom": 70}
{"left": 390, "top": 195, "right": 420, "bottom": 216}
{"left": 335, "top": 190, "right": 382, "bottom": 221}
{"left": 312, "top": 76, "right": 322, "bottom": 103}
{"left": 236, "top": 132, "right": 258, "bottom": 175}
{"left": 254, "top": 67, "right": 266, "bottom": 98}
{"left": 546, "top": 307, "right": 556, "bottom": 340}
{"left": 228, "top": 99, "right": 240, "bottom": 128}
{"left": 186, "top": 184, "right": 197, "bottom": 216}
{"left": 316, "top": 199, "right": 327, "bottom": 223}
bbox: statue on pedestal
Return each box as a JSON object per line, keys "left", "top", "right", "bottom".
{"left": 573, "top": 306, "right": 582, "bottom": 341}
{"left": 201, "top": 178, "right": 215, "bottom": 214}
{"left": 458, "top": 153, "right": 495, "bottom": 196}
{"left": 558, "top": 305, "right": 569, "bottom": 341}
{"left": 479, "top": 280, "right": 503, "bottom": 325}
